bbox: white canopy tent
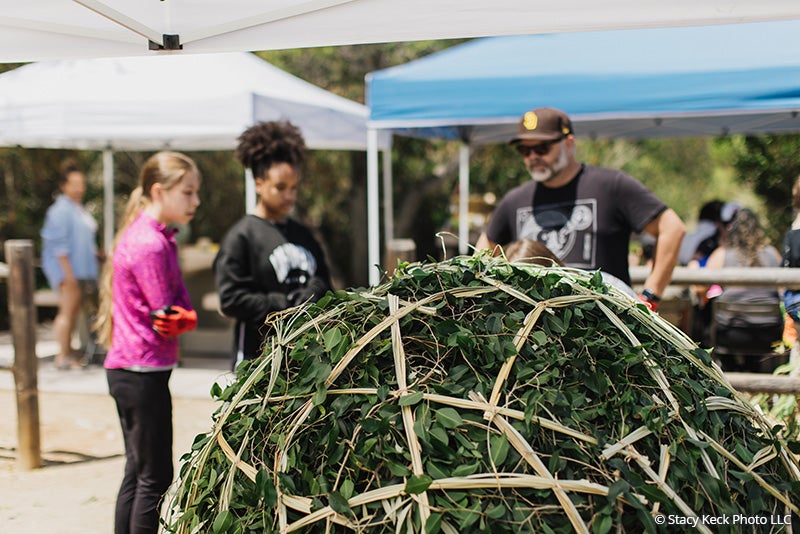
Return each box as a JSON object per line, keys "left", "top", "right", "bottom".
{"left": 0, "top": 52, "right": 390, "bottom": 249}
{"left": 3, "top": 0, "right": 800, "bottom": 63}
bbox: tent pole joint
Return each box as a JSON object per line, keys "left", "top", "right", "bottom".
{"left": 149, "top": 34, "right": 182, "bottom": 50}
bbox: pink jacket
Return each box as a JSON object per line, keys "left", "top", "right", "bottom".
{"left": 104, "top": 212, "right": 192, "bottom": 369}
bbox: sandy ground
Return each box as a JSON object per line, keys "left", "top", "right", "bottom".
{"left": 0, "top": 322, "right": 229, "bottom": 533}
{"left": 0, "top": 388, "right": 219, "bottom": 533}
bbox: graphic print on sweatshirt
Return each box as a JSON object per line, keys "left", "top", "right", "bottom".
{"left": 516, "top": 199, "right": 597, "bottom": 268}
{"left": 269, "top": 243, "right": 318, "bottom": 290}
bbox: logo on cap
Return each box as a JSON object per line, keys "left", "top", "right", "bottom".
{"left": 523, "top": 111, "right": 539, "bottom": 131}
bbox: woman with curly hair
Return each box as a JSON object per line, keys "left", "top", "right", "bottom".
{"left": 214, "top": 120, "right": 332, "bottom": 371}
{"left": 704, "top": 208, "right": 783, "bottom": 371}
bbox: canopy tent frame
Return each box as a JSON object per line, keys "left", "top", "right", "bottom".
{"left": 5, "top": 0, "right": 800, "bottom": 63}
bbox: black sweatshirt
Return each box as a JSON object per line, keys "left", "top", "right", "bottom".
{"left": 213, "top": 215, "right": 331, "bottom": 368}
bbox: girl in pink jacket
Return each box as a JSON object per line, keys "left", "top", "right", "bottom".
{"left": 96, "top": 151, "right": 200, "bottom": 534}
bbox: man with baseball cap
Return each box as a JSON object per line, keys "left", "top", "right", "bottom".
{"left": 476, "top": 107, "right": 685, "bottom": 309}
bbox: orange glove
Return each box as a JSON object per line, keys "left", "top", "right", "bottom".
{"left": 151, "top": 305, "right": 197, "bottom": 338}
{"left": 638, "top": 289, "right": 660, "bottom": 311}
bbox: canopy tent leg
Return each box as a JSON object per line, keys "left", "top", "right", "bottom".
{"left": 458, "top": 143, "right": 470, "bottom": 255}
{"left": 367, "top": 128, "right": 381, "bottom": 286}
{"left": 102, "top": 149, "right": 114, "bottom": 253}
{"left": 381, "top": 144, "right": 394, "bottom": 248}
{"left": 245, "top": 168, "right": 255, "bottom": 214}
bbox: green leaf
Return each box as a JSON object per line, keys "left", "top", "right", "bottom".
{"left": 435, "top": 407, "right": 463, "bottom": 429}
{"left": 489, "top": 433, "right": 510, "bottom": 466}
{"left": 340, "top": 479, "right": 355, "bottom": 500}
{"left": 399, "top": 391, "right": 424, "bottom": 406}
{"left": 607, "top": 479, "right": 629, "bottom": 501}
{"left": 485, "top": 503, "right": 506, "bottom": 519}
{"left": 377, "top": 384, "right": 390, "bottom": 401}
{"left": 425, "top": 512, "right": 443, "bottom": 534}
{"left": 429, "top": 426, "right": 449, "bottom": 445}
{"left": 256, "top": 469, "right": 277, "bottom": 507}
{"left": 212, "top": 510, "right": 233, "bottom": 533}
{"left": 312, "top": 385, "right": 327, "bottom": 406}
{"left": 328, "top": 490, "right": 354, "bottom": 518}
{"left": 323, "top": 326, "right": 343, "bottom": 352}
{"left": 593, "top": 513, "right": 613, "bottom": 534}
{"left": 405, "top": 474, "right": 433, "bottom": 494}
{"left": 451, "top": 462, "right": 479, "bottom": 477}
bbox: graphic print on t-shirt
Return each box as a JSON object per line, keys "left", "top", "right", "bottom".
{"left": 269, "top": 243, "right": 318, "bottom": 290}
{"left": 516, "top": 199, "right": 597, "bottom": 268}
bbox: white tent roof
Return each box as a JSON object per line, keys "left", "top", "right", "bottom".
{"left": 0, "top": 51, "right": 385, "bottom": 151}
{"left": 2, "top": 0, "right": 800, "bottom": 62}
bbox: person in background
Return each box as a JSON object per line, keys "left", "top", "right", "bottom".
{"left": 781, "top": 175, "right": 800, "bottom": 340}
{"left": 475, "top": 107, "right": 685, "bottom": 310}
{"left": 214, "top": 121, "right": 332, "bottom": 371}
{"left": 703, "top": 208, "right": 783, "bottom": 369}
{"left": 40, "top": 158, "right": 102, "bottom": 369}
{"left": 682, "top": 200, "right": 725, "bottom": 345}
{"left": 95, "top": 151, "right": 201, "bottom": 534}
{"left": 679, "top": 200, "right": 724, "bottom": 266}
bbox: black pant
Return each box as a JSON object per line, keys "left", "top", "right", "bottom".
{"left": 107, "top": 368, "right": 174, "bottom": 534}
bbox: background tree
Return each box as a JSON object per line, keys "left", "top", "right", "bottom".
{"left": 718, "top": 135, "right": 800, "bottom": 244}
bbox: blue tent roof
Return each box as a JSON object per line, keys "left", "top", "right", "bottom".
{"left": 366, "top": 20, "right": 800, "bottom": 142}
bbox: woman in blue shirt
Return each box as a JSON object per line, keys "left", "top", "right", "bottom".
{"left": 41, "top": 159, "right": 102, "bottom": 369}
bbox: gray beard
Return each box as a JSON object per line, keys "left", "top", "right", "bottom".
{"left": 529, "top": 145, "right": 569, "bottom": 183}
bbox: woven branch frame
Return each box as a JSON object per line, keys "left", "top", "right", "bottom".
{"left": 164, "top": 257, "right": 800, "bottom": 533}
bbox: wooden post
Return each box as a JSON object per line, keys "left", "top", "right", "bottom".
{"left": 385, "top": 239, "right": 416, "bottom": 275}
{"left": 5, "top": 240, "right": 41, "bottom": 470}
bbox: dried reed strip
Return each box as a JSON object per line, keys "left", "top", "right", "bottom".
{"left": 472, "top": 391, "right": 589, "bottom": 534}
{"left": 284, "top": 472, "right": 622, "bottom": 532}
{"left": 388, "top": 295, "right": 431, "bottom": 526}
{"left": 604, "top": 302, "right": 722, "bottom": 480}
{"left": 617, "top": 445, "right": 711, "bottom": 534}
{"left": 651, "top": 445, "right": 670, "bottom": 517}
{"left": 696, "top": 430, "right": 800, "bottom": 514}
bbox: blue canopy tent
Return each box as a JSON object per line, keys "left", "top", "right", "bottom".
{"left": 365, "top": 20, "right": 800, "bottom": 278}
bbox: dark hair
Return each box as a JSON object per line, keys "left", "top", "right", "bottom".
{"left": 58, "top": 158, "right": 82, "bottom": 186}
{"left": 698, "top": 200, "right": 724, "bottom": 223}
{"left": 235, "top": 120, "right": 307, "bottom": 179}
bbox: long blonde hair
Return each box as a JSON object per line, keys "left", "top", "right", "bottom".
{"left": 94, "top": 151, "right": 199, "bottom": 347}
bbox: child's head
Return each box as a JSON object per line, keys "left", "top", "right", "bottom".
{"left": 235, "top": 121, "right": 306, "bottom": 179}
{"left": 504, "top": 239, "right": 563, "bottom": 267}
{"left": 236, "top": 121, "right": 306, "bottom": 221}
{"left": 139, "top": 152, "right": 201, "bottom": 226}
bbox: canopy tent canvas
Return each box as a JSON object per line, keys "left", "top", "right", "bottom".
{"left": 3, "top": 0, "right": 800, "bottom": 63}
{"left": 0, "top": 51, "right": 390, "bottom": 249}
{"left": 365, "top": 20, "right": 800, "bottom": 280}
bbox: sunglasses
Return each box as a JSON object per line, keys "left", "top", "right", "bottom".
{"left": 515, "top": 138, "right": 563, "bottom": 157}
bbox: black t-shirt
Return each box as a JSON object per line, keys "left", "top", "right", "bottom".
{"left": 214, "top": 215, "right": 331, "bottom": 366}
{"left": 485, "top": 165, "right": 666, "bottom": 284}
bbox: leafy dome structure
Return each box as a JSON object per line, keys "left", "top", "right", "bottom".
{"left": 165, "top": 255, "right": 800, "bottom": 533}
